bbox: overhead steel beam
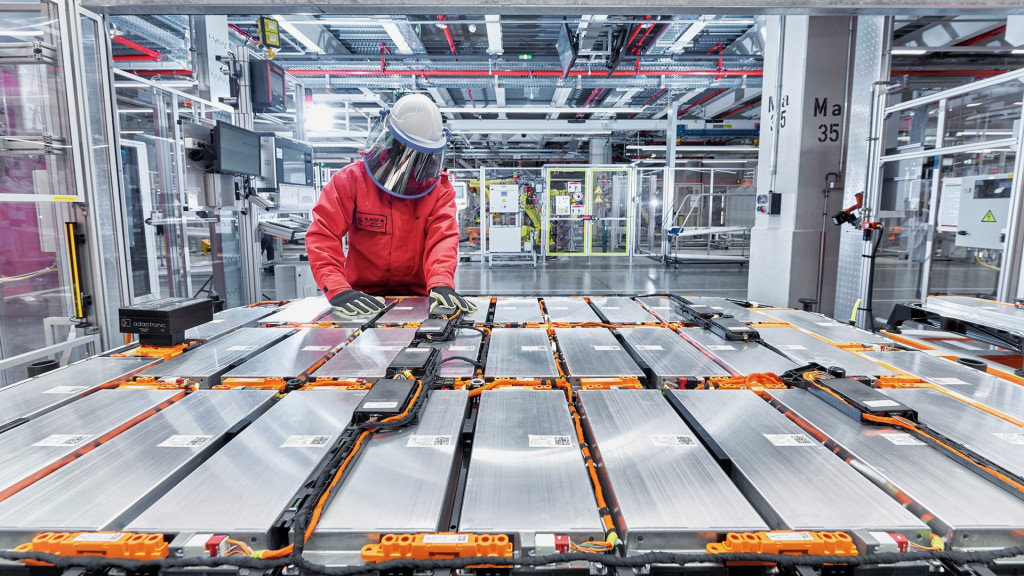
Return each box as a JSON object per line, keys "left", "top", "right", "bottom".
{"left": 548, "top": 87, "right": 572, "bottom": 119}
{"left": 380, "top": 16, "right": 427, "bottom": 54}
{"left": 895, "top": 17, "right": 1004, "bottom": 48}
{"left": 274, "top": 15, "right": 350, "bottom": 54}
{"left": 724, "top": 17, "right": 767, "bottom": 54}
{"left": 494, "top": 86, "right": 507, "bottom": 119}
{"left": 485, "top": 14, "right": 503, "bottom": 55}
{"left": 447, "top": 118, "right": 668, "bottom": 133}
{"left": 703, "top": 87, "right": 762, "bottom": 118}
{"left": 577, "top": 14, "right": 609, "bottom": 52}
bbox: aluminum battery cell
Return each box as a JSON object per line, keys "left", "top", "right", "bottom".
{"left": 681, "top": 297, "right": 765, "bottom": 324}
{"left": 184, "top": 306, "right": 278, "bottom": 342}
{"left": 0, "top": 390, "right": 276, "bottom": 548}
{"left": 553, "top": 328, "right": 643, "bottom": 380}
{"left": 668, "top": 390, "right": 929, "bottom": 541}
{"left": 426, "top": 330, "right": 483, "bottom": 379}
{"left": 756, "top": 327, "right": 897, "bottom": 378}
{"left": 258, "top": 296, "right": 334, "bottom": 325}
{"left": 0, "top": 356, "right": 158, "bottom": 433}
{"left": 577, "top": 390, "right": 767, "bottom": 553}
{"left": 492, "top": 297, "right": 544, "bottom": 325}
{"left": 678, "top": 327, "right": 799, "bottom": 375}
{"left": 136, "top": 328, "right": 293, "bottom": 388}
{"left": 923, "top": 296, "right": 1024, "bottom": 335}
{"left": 543, "top": 297, "right": 601, "bottom": 323}
{"left": 483, "top": 328, "right": 559, "bottom": 380}
{"left": 221, "top": 328, "right": 356, "bottom": 380}
{"left": 0, "top": 389, "right": 183, "bottom": 503}
{"left": 311, "top": 328, "right": 416, "bottom": 381}
{"left": 618, "top": 327, "right": 730, "bottom": 384}
{"left": 754, "top": 309, "right": 892, "bottom": 346}
{"left": 304, "top": 391, "right": 469, "bottom": 565}
{"left": 769, "top": 389, "right": 1024, "bottom": 549}
{"left": 461, "top": 297, "right": 491, "bottom": 324}
{"left": 880, "top": 388, "right": 1024, "bottom": 481}
{"left": 314, "top": 298, "right": 399, "bottom": 328}
{"left": 459, "top": 390, "right": 604, "bottom": 551}
{"left": 636, "top": 297, "right": 687, "bottom": 323}
{"left": 375, "top": 297, "right": 430, "bottom": 327}
{"left": 126, "top": 390, "right": 367, "bottom": 548}
{"left": 589, "top": 297, "right": 660, "bottom": 324}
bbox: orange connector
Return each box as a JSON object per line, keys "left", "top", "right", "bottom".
{"left": 361, "top": 533, "right": 513, "bottom": 564}
{"left": 111, "top": 342, "right": 192, "bottom": 360}
{"left": 707, "top": 531, "right": 857, "bottom": 557}
{"left": 579, "top": 377, "right": 643, "bottom": 390}
{"left": 16, "top": 532, "right": 168, "bottom": 561}
{"left": 300, "top": 379, "right": 371, "bottom": 390}
{"left": 708, "top": 373, "right": 787, "bottom": 390}
{"left": 118, "top": 376, "right": 194, "bottom": 391}
{"left": 218, "top": 377, "right": 289, "bottom": 392}
{"left": 874, "top": 375, "right": 928, "bottom": 388}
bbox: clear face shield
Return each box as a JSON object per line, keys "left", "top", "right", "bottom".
{"left": 363, "top": 110, "right": 449, "bottom": 199}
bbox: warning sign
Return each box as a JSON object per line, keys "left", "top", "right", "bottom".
{"left": 982, "top": 210, "right": 997, "bottom": 223}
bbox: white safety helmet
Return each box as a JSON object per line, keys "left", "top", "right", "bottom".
{"left": 363, "top": 94, "right": 449, "bottom": 199}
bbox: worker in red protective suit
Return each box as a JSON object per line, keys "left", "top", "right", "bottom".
{"left": 306, "top": 94, "right": 476, "bottom": 316}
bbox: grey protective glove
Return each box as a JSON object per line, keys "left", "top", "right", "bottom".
{"left": 428, "top": 286, "right": 477, "bottom": 313}
{"left": 330, "top": 289, "right": 386, "bottom": 316}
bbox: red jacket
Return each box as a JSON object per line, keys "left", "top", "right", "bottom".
{"left": 306, "top": 161, "right": 459, "bottom": 300}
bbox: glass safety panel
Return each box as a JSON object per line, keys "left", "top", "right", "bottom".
{"left": 447, "top": 169, "right": 484, "bottom": 261}
{"left": 590, "top": 168, "right": 631, "bottom": 255}
{"left": 547, "top": 168, "right": 588, "bottom": 255}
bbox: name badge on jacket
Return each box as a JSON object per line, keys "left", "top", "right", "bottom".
{"left": 355, "top": 212, "right": 388, "bottom": 233}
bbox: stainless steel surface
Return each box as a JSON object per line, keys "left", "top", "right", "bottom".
{"left": 544, "top": 297, "right": 601, "bottom": 323}
{"left": 428, "top": 330, "right": 483, "bottom": 378}
{"left": 589, "top": 297, "right": 659, "bottom": 324}
{"left": 771, "top": 389, "right": 1024, "bottom": 549}
{"left": 0, "top": 391, "right": 275, "bottom": 545}
{"left": 375, "top": 297, "right": 430, "bottom": 326}
{"left": 306, "top": 391, "right": 468, "bottom": 563}
{"left": 462, "top": 297, "right": 491, "bottom": 324}
{"left": 637, "top": 297, "right": 686, "bottom": 323}
{"left": 669, "top": 390, "right": 928, "bottom": 539}
{"left": 619, "top": 327, "right": 730, "bottom": 383}
{"left": 126, "top": 390, "right": 366, "bottom": 547}
{"left": 312, "top": 328, "right": 415, "bottom": 380}
{"left": 315, "top": 297, "right": 399, "bottom": 326}
{"left": 0, "top": 390, "right": 181, "bottom": 501}
{"left": 259, "top": 296, "right": 333, "bottom": 325}
{"left": 222, "top": 328, "right": 355, "bottom": 379}
{"left": 924, "top": 296, "right": 1024, "bottom": 336}
{"left": 483, "top": 328, "right": 559, "bottom": 379}
{"left": 0, "top": 357, "right": 158, "bottom": 432}
{"left": 492, "top": 297, "right": 544, "bottom": 324}
{"left": 678, "top": 328, "right": 799, "bottom": 375}
{"left": 554, "top": 328, "right": 643, "bottom": 379}
{"left": 184, "top": 306, "right": 277, "bottom": 341}
{"left": 138, "top": 328, "right": 293, "bottom": 387}
{"left": 756, "top": 309, "right": 892, "bottom": 345}
{"left": 578, "top": 390, "right": 766, "bottom": 553}
{"left": 881, "top": 388, "right": 1024, "bottom": 481}
{"left": 683, "top": 297, "right": 764, "bottom": 324}
{"left": 757, "top": 327, "right": 897, "bottom": 377}
{"left": 863, "top": 351, "right": 1024, "bottom": 421}
{"left": 460, "top": 390, "right": 603, "bottom": 549}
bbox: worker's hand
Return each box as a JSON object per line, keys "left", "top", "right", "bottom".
{"left": 330, "top": 290, "right": 386, "bottom": 316}
{"left": 429, "top": 286, "right": 477, "bottom": 313}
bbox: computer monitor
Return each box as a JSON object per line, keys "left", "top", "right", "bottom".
{"left": 213, "top": 121, "right": 262, "bottom": 177}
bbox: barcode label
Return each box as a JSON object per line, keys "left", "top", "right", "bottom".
{"left": 423, "top": 534, "right": 469, "bottom": 544}
{"left": 765, "top": 532, "right": 814, "bottom": 542}
{"left": 636, "top": 345, "right": 664, "bottom": 351}
{"left": 528, "top": 434, "right": 573, "bottom": 448}
{"left": 373, "top": 345, "right": 406, "bottom": 351}
{"left": 603, "top": 306, "right": 620, "bottom": 310}
{"left": 407, "top": 435, "right": 453, "bottom": 447}
{"left": 33, "top": 434, "right": 93, "bottom": 447}
{"left": 73, "top": 533, "right": 125, "bottom": 543}
{"left": 764, "top": 434, "right": 815, "bottom": 447}
{"left": 650, "top": 434, "right": 696, "bottom": 447}
{"left": 362, "top": 401, "right": 399, "bottom": 410}
{"left": 777, "top": 344, "right": 807, "bottom": 350}
{"left": 993, "top": 432, "right": 1024, "bottom": 445}
{"left": 594, "top": 345, "right": 621, "bottom": 351}
{"left": 816, "top": 322, "right": 842, "bottom": 327}
{"left": 43, "top": 385, "right": 90, "bottom": 395}
{"left": 547, "top": 306, "right": 568, "bottom": 310}
{"left": 711, "top": 306, "right": 724, "bottom": 310}
{"left": 650, "top": 306, "right": 670, "bottom": 310}
{"left": 879, "top": 432, "right": 925, "bottom": 446}
{"left": 930, "top": 377, "right": 968, "bottom": 386}
{"left": 521, "top": 345, "right": 548, "bottom": 351}
{"left": 448, "top": 345, "right": 477, "bottom": 351}
{"left": 706, "top": 345, "right": 735, "bottom": 351}
{"left": 863, "top": 399, "right": 900, "bottom": 408}
{"left": 302, "top": 345, "right": 333, "bottom": 352}
{"left": 227, "top": 345, "right": 257, "bottom": 351}
{"left": 281, "top": 435, "right": 332, "bottom": 448}
{"left": 158, "top": 435, "right": 214, "bottom": 448}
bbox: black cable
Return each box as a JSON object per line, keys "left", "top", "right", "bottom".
{"left": 439, "top": 355, "right": 484, "bottom": 368}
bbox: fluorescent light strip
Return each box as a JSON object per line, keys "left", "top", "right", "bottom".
{"left": 380, "top": 22, "right": 413, "bottom": 54}
{"left": 274, "top": 15, "right": 325, "bottom": 54}
{"left": 891, "top": 48, "right": 927, "bottom": 55}
{"left": 627, "top": 145, "right": 759, "bottom": 152}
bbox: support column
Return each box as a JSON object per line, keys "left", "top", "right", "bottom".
{"left": 747, "top": 15, "right": 852, "bottom": 316}
{"left": 589, "top": 137, "right": 611, "bottom": 165}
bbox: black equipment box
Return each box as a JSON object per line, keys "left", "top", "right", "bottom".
{"left": 118, "top": 298, "right": 214, "bottom": 346}
{"left": 353, "top": 378, "right": 418, "bottom": 423}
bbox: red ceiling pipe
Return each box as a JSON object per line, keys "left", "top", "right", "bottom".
{"left": 287, "top": 68, "right": 763, "bottom": 78}
{"left": 633, "top": 23, "right": 656, "bottom": 55}
{"left": 679, "top": 88, "right": 727, "bottom": 116}
{"left": 228, "top": 23, "right": 260, "bottom": 46}
{"left": 713, "top": 97, "right": 761, "bottom": 120}
{"left": 955, "top": 25, "right": 1006, "bottom": 46}
{"left": 438, "top": 15, "right": 457, "bottom": 55}
{"left": 625, "top": 16, "right": 651, "bottom": 49}
{"left": 112, "top": 35, "right": 161, "bottom": 62}
{"left": 131, "top": 69, "right": 194, "bottom": 76}
{"left": 892, "top": 69, "right": 1006, "bottom": 77}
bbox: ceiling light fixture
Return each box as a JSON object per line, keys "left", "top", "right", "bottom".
{"left": 891, "top": 48, "right": 927, "bottom": 55}
{"left": 274, "top": 15, "right": 325, "bottom": 54}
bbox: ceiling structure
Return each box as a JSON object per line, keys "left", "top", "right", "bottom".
{"left": 108, "top": 14, "right": 1023, "bottom": 167}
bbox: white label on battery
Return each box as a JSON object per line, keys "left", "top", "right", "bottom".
{"left": 281, "top": 435, "right": 333, "bottom": 448}
{"left": 43, "top": 385, "right": 90, "bottom": 394}
{"left": 302, "top": 345, "right": 333, "bottom": 352}
{"left": 362, "top": 401, "right": 399, "bottom": 410}
{"left": 777, "top": 344, "right": 807, "bottom": 350}
{"left": 33, "top": 434, "right": 93, "bottom": 447}
{"left": 879, "top": 432, "right": 925, "bottom": 446}
{"left": 635, "top": 345, "right": 664, "bottom": 351}
{"left": 650, "top": 306, "right": 670, "bottom": 310}
{"left": 422, "top": 534, "right": 469, "bottom": 544}
{"left": 763, "top": 434, "right": 815, "bottom": 447}
{"left": 393, "top": 306, "right": 414, "bottom": 310}
{"left": 227, "top": 345, "right": 257, "bottom": 351}
{"left": 158, "top": 435, "right": 214, "bottom": 448}
{"left": 863, "top": 399, "right": 901, "bottom": 408}
{"left": 407, "top": 434, "right": 453, "bottom": 447}
{"left": 764, "top": 532, "right": 814, "bottom": 542}
{"left": 816, "top": 322, "right": 842, "bottom": 327}
{"left": 930, "top": 377, "right": 968, "bottom": 386}
{"left": 528, "top": 434, "right": 573, "bottom": 448}
{"left": 448, "top": 345, "right": 477, "bottom": 351}
{"left": 650, "top": 434, "right": 696, "bottom": 446}
{"left": 521, "top": 345, "right": 548, "bottom": 351}
{"left": 73, "top": 533, "right": 125, "bottom": 543}
{"left": 373, "top": 345, "right": 406, "bottom": 351}
{"left": 993, "top": 432, "right": 1024, "bottom": 445}
{"left": 547, "top": 306, "right": 567, "bottom": 310}
{"left": 706, "top": 345, "right": 736, "bottom": 351}
{"left": 711, "top": 306, "right": 724, "bottom": 310}
{"left": 594, "top": 345, "right": 621, "bottom": 351}
{"left": 603, "top": 306, "right": 620, "bottom": 310}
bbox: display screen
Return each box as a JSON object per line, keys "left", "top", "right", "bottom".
{"left": 214, "top": 121, "right": 262, "bottom": 177}
{"left": 279, "top": 146, "right": 311, "bottom": 186}
{"left": 974, "top": 177, "right": 1012, "bottom": 199}
{"left": 556, "top": 23, "right": 577, "bottom": 79}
